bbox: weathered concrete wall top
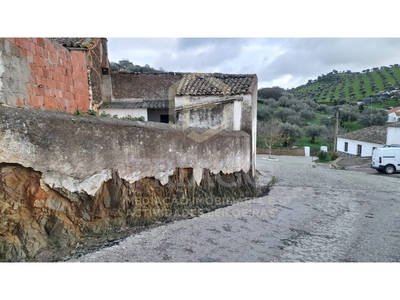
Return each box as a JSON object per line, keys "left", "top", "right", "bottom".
{"left": 0, "top": 105, "right": 251, "bottom": 196}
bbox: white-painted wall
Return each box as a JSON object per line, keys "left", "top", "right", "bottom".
{"left": 98, "top": 108, "right": 148, "bottom": 120}
{"left": 387, "top": 126, "right": 400, "bottom": 144}
{"left": 233, "top": 100, "right": 242, "bottom": 131}
{"left": 387, "top": 112, "right": 400, "bottom": 123}
{"left": 337, "top": 137, "right": 384, "bottom": 157}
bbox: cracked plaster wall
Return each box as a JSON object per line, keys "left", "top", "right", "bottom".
{"left": 0, "top": 105, "right": 254, "bottom": 261}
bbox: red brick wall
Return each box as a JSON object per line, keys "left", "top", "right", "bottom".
{"left": 2, "top": 38, "right": 90, "bottom": 113}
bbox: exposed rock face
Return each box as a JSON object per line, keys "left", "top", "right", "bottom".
{"left": 0, "top": 163, "right": 255, "bottom": 261}
{"left": 0, "top": 106, "right": 256, "bottom": 261}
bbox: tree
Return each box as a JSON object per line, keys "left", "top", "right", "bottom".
{"left": 109, "top": 59, "right": 164, "bottom": 73}
{"left": 320, "top": 116, "right": 335, "bottom": 127}
{"left": 287, "top": 115, "right": 305, "bottom": 126}
{"left": 274, "top": 107, "right": 296, "bottom": 123}
{"left": 303, "top": 124, "right": 329, "bottom": 144}
{"left": 277, "top": 95, "right": 296, "bottom": 107}
{"left": 260, "top": 98, "right": 278, "bottom": 108}
{"left": 358, "top": 107, "right": 388, "bottom": 127}
{"left": 278, "top": 123, "right": 302, "bottom": 146}
{"left": 257, "top": 119, "right": 284, "bottom": 158}
{"left": 257, "top": 106, "right": 274, "bottom": 122}
{"left": 299, "top": 109, "right": 316, "bottom": 122}
{"left": 337, "top": 105, "right": 359, "bottom": 124}
{"left": 257, "top": 87, "right": 285, "bottom": 101}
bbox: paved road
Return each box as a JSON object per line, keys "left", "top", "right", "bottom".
{"left": 337, "top": 156, "right": 400, "bottom": 178}
{"left": 68, "top": 155, "right": 400, "bottom": 262}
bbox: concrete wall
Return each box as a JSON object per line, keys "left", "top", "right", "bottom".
{"left": 175, "top": 95, "right": 236, "bottom": 130}
{"left": 0, "top": 105, "right": 255, "bottom": 261}
{"left": 111, "top": 73, "right": 183, "bottom": 101}
{"left": 0, "top": 38, "right": 90, "bottom": 113}
{"left": 86, "top": 38, "right": 111, "bottom": 110}
{"left": 175, "top": 91, "right": 257, "bottom": 175}
{"left": 337, "top": 137, "right": 383, "bottom": 157}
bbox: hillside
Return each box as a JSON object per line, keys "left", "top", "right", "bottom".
{"left": 289, "top": 65, "right": 400, "bottom": 103}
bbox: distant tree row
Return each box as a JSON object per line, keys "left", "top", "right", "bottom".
{"left": 290, "top": 64, "right": 400, "bottom": 103}
{"left": 257, "top": 92, "right": 388, "bottom": 150}
{"left": 110, "top": 59, "right": 166, "bottom": 73}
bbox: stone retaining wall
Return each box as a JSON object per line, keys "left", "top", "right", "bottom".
{"left": 0, "top": 105, "right": 255, "bottom": 261}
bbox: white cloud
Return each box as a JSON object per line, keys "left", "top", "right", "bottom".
{"left": 108, "top": 37, "right": 400, "bottom": 89}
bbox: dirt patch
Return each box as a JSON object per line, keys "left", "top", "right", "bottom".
{"left": 336, "top": 157, "right": 371, "bottom": 168}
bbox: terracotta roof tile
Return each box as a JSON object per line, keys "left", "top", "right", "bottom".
{"left": 51, "top": 38, "right": 97, "bottom": 49}
{"left": 387, "top": 106, "right": 400, "bottom": 114}
{"left": 176, "top": 73, "right": 257, "bottom": 96}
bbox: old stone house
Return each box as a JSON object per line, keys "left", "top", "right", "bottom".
{"left": 98, "top": 72, "right": 183, "bottom": 122}
{"left": 100, "top": 71, "right": 258, "bottom": 174}
{"left": 174, "top": 72, "right": 258, "bottom": 175}
{"left": 0, "top": 37, "right": 110, "bottom": 112}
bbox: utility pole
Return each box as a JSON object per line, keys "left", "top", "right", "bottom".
{"left": 334, "top": 109, "right": 339, "bottom": 152}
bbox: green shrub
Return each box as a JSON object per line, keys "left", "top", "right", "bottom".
{"left": 121, "top": 115, "right": 145, "bottom": 121}
{"left": 100, "top": 111, "right": 111, "bottom": 117}
{"left": 330, "top": 152, "right": 339, "bottom": 161}
{"left": 317, "top": 150, "right": 328, "bottom": 161}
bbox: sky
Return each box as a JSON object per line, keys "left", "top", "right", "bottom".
{"left": 4, "top": 1, "right": 400, "bottom": 91}
{"left": 107, "top": 37, "right": 400, "bottom": 90}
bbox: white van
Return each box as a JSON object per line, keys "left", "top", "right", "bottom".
{"left": 371, "top": 147, "right": 400, "bottom": 174}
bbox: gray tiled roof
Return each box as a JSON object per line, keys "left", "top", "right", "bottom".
{"left": 388, "top": 122, "right": 400, "bottom": 128}
{"left": 99, "top": 100, "right": 170, "bottom": 109}
{"left": 176, "top": 73, "right": 257, "bottom": 96}
{"left": 338, "top": 125, "right": 387, "bottom": 144}
{"left": 51, "top": 38, "right": 97, "bottom": 49}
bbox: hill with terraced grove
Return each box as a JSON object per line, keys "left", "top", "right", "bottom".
{"left": 288, "top": 65, "right": 400, "bottom": 104}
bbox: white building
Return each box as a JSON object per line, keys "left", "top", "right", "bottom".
{"left": 387, "top": 122, "right": 400, "bottom": 145}
{"left": 387, "top": 106, "right": 400, "bottom": 123}
{"left": 336, "top": 126, "right": 387, "bottom": 157}
{"left": 337, "top": 123, "right": 400, "bottom": 157}
{"left": 98, "top": 100, "right": 170, "bottom": 122}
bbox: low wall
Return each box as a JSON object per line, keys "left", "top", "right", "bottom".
{"left": 0, "top": 105, "right": 255, "bottom": 261}
{"left": 257, "top": 147, "right": 305, "bottom": 156}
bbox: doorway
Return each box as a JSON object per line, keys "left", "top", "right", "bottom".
{"left": 357, "top": 144, "right": 362, "bottom": 156}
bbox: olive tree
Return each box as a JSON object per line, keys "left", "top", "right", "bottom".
{"left": 278, "top": 123, "right": 302, "bottom": 146}
{"left": 358, "top": 107, "right": 388, "bottom": 126}
{"left": 274, "top": 107, "right": 297, "bottom": 123}
{"left": 257, "top": 106, "right": 275, "bottom": 122}
{"left": 303, "top": 124, "right": 329, "bottom": 144}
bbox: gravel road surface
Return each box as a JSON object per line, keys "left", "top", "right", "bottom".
{"left": 68, "top": 155, "right": 400, "bottom": 262}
